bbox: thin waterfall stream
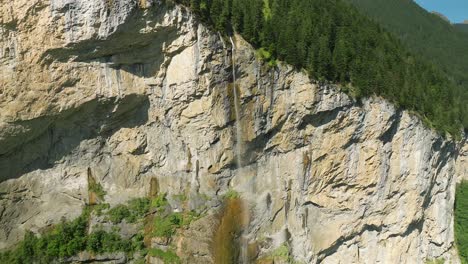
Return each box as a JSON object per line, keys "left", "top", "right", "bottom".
{"left": 230, "top": 36, "right": 243, "bottom": 168}
{"left": 230, "top": 36, "right": 250, "bottom": 264}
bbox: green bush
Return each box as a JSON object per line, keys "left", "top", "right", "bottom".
{"left": 152, "top": 210, "right": 200, "bottom": 238}
{"left": 270, "top": 244, "right": 290, "bottom": 259}
{"left": 224, "top": 189, "right": 240, "bottom": 200}
{"left": 86, "top": 230, "right": 132, "bottom": 253}
{"left": 128, "top": 198, "right": 151, "bottom": 216}
{"left": 107, "top": 205, "right": 131, "bottom": 224}
{"left": 89, "top": 181, "right": 106, "bottom": 200}
{"left": 153, "top": 213, "right": 182, "bottom": 238}
{"left": 0, "top": 205, "right": 147, "bottom": 264}
{"left": 425, "top": 258, "right": 445, "bottom": 264}
{"left": 106, "top": 198, "right": 151, "bottom": 224}
{"left": 0, "top": 210, "right": 88, "bottom": 263}
{"left": 151, "top": 193, "right": 169, "bottom": 209}
{"left": 131, "top": 233, "right": 146, "bottom": 252}
{"left": 0, "top": 195, "right": 195, "bottom": 263}
{"left": 181, "top": 211, "right": 200, "bottom": 226}
{"left": 93, "top": 203, "right": 111, "bottom": 216}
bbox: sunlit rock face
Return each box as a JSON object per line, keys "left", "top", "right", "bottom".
{"left": 0, "top": 0, "right": 465, "bottom": 263}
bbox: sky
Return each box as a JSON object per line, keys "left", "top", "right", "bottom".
{"left": 414, "top": 0, "right": 468, "bottom": 23}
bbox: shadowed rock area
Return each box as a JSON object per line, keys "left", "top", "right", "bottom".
{"left": 0, "top": 95, "right": 150, "bottom": 181}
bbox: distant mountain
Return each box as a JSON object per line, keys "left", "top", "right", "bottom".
{"left": 455, "top": 21, "right": 468, "bottom": 34}
{"left": 345, "top": 0, "right": 468, "bottom": 88}
{"left": 431, "top": 11, "right": 450, "bottom": 23}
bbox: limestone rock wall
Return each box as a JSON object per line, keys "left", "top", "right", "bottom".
{"left": 0, "top": 0, "right": 465, "bottom": 263}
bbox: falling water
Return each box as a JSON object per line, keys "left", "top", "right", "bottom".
{"left": 230, "top": 36, "right": 250, "bottom": 264}
{"left": 240, "top": 234, "right": 249, "bottom": 264}
{"left": 104, "top": 63, "right": 113, "bottom": 97}
{"left": 115, "top": 68, "right": 122, "bottom": 98}
{"left": 230, "top": 37, "right": 243, "bottom": 168}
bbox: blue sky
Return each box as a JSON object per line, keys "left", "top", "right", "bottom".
{"left": 414, "top": 0, "right": 468, "bottom": 23}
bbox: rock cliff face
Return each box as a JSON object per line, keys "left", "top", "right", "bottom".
{"left": 0, "top": 0, "right": 465, "bottom": 263}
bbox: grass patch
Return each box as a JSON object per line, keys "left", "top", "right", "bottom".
{"left": 89, "top": 181, "right": 106, "bottom": 201}
{"left": 224, "top": 189, "right": 240, "bottom": 200}
{"left": 270, "top": 244, "right": 289, "bottom": 259}
{"left": 425, "top": 258, "right": 445, "bottom": 264}
{"left": 133, "top": 258, "right": 147, "bottom": 264}
{"left": 148, "top": 248, "right": 180, "bottom": 264}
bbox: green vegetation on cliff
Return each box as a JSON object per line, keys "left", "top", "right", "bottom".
{"left": 106, "top": 197, "right": 150, "bottom": 224}
{"left": 148, "top": 248, "right": 181, "bottom": 263}
{"left": 455, "top": 181, "right": 468, "bottom": 263}
{"left": 152, "top": 211, "right": 199, "bottom": 238}
{"left": 0, "top": 194, "right": 179, "bottom": 264}
{"left": 0, "top": 206, "right": 144, "bottom": 264}
{"left": 172, "top": 0, "right": 467, "bottom": 136}
{"left": 0, "top": 179, "right": 203, "bottom": 264}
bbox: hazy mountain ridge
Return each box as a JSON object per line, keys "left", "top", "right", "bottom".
{"left": 455, "top": 23, "right": 468, "bottom": 34}
{"left": 346, "top": 0, "right": 468, "bottom": 88}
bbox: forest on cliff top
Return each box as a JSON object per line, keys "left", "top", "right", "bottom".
{"left": 173, "top": 0, "right": 468, "bottom": 137}
{"left": 346, "top": 0, "right": 468, "bottom": 89}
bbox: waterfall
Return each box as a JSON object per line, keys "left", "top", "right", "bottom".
{"left": 240, "top": 234, "right": 249, "bottom": 264}
{"left": 230, "top": 36, "right": 250, "bottom": 264}
{"left": 239, "top": 202, "right": 251, "bottom": 264}
{"left": 230, "top": 37, "right": 243, "bottom": 168}
{"left": 115, "top": 68, "right": 122, "bottom": 98}
{"left": 104, "top": 63, "right": 113, "bottom": 97}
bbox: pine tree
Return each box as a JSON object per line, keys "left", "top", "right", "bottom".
{"left": 317, "top": 36, "right": 332, "bottom": 80}
{"left": 332, "top": 38, "right": 348, "bottom": 82}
